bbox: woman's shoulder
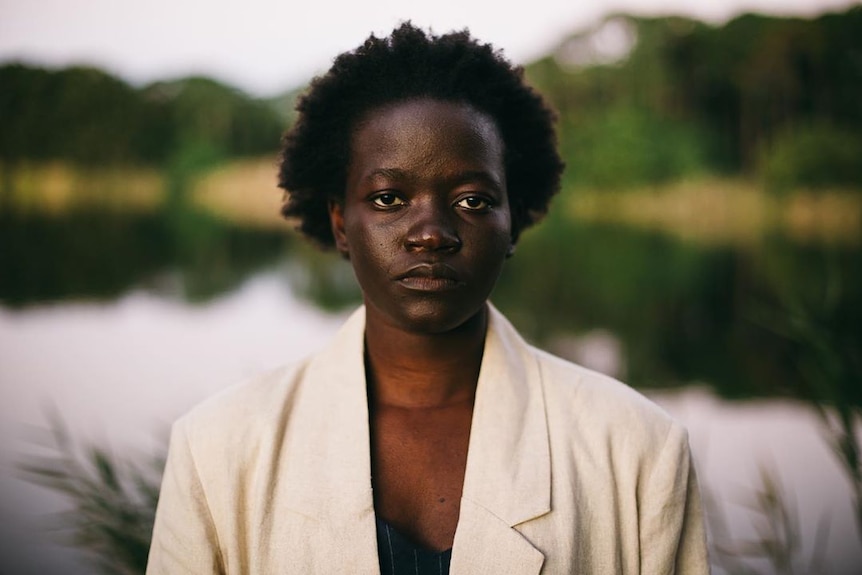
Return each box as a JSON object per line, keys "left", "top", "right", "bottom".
{"left": 530, "top": 345, "right": 682, "bottom": 446}
{"left": 173, "top": 359, "right": 313, "bottom": 452}
{"left": 171, "top": 307, "right": 367, "bottom": 463}
{"left": 489, "top": 304, "right": 678, "bottom": 440}
{"left": 535, "top": 346, "right": 663, "bottom": 408}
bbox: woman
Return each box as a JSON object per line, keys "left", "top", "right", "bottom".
{"left": 147, "top": 24, "right": 709, "bottom": 574}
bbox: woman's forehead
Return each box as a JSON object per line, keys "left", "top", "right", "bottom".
{"left": 346, "top": 99, "right": 505, "bottom": 187}
{"left": 355, "top": 98, "right": 500, "bottom": 140}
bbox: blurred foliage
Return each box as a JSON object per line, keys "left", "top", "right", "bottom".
{"left": 2, "top": 7, "right": 861, "bottom": 194}
{"left": 750, "top": 254, "right": 862, "bottom": 532}
{"left": 759, "top": 123, "right": 862, "bottom": 192}
{"left": 144, "top": 77, "right": 285, "bottom": 167}
{"left": 747, "top": 243, "right": 862, "bottom": 405}
{"left": 557, "top": 106, "right": 709, "bottom": 189}
{"left": 526, "top": 7, "right": 862, "bottom": 190}
{"left": 19, "top": 414, "right": 164, "bottom": 575}
{"left": 0, "top": 65, "right": 165, "bottom": 166}
{"left": 0, "top": 66, "right": 287, "bottom": 169}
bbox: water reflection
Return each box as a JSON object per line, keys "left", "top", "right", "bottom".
{"left": 5, "top": 205, "right": 856, "bottom": 401}
{"left": 0, "top": 209, "right": 291, "bottom": 305}
{"left": 496, "top": 212, "right": 862, "bottom": 403}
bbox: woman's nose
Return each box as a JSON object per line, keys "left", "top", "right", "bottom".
{"left": 404, "top": 203, "right": 462, "bottom": 253}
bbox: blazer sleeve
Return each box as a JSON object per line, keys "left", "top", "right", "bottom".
{"left": 147, "top": 417, "right": 224, "bottom": 575}
{"left": 639, "top": 422, "right": 710, "bottom": 574}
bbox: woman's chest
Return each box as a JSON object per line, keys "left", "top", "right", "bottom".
{"left": 370, "top": 404, "right": 473, "bottom": 551}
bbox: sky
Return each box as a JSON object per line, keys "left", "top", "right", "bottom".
{"left": 0, "top": 0, "right": 857, "bottom": 97}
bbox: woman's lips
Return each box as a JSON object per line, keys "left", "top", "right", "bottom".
{"left": 398, "top": 276, "right": 462, "bottom": 291}
{"left": 395, "top": 264, "right": 464, "bottom": 292}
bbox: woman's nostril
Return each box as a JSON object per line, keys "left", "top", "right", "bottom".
{"left": 405, "top": 224, "right": 461, "bottom": 252}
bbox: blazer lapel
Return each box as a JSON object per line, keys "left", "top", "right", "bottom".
{"left": 275, "top": 307, "right": 381, "bottom": 574}
{"left": 451, "top": 304, "right": 551, "bottom": 575}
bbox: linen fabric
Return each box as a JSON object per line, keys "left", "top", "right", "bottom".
{"left": 147, "top": 304, "right": 710, "bottom": 574}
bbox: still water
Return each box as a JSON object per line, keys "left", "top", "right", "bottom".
{"left": 0, "top": 208, "right": 860, "bottom": 573}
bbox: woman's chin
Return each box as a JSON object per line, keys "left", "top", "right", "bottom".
{"left": 366, "top": 298, "right": 488, "bottom": 336}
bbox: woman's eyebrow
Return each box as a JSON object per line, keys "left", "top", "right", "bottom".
{"left": 366, "top": 168, "right": 411, "bottom": 181}
{"left": 364, "top": 168, "right": 503, "bottom": 192}
{"left": 447, "top": 171, "right": 504, "bottom": 192}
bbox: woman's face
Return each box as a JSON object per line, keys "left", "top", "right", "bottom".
{"left": 329, "top": 98, "right": 512, "bottom": 334}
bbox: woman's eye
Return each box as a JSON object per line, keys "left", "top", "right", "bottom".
{"left": 371, "top": 193, "right": 405, "bottom": 208}
{"left": 456, "top": 196, "right": 491, "bottom": 211}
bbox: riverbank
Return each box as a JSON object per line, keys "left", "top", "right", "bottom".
{"left": 2, "top": 159, "right": 860, "bottom": 247}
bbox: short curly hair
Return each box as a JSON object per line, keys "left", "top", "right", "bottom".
{"left": 278, "top": 22, "right": 564, "bottom": 247}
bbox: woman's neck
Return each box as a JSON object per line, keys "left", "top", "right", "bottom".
{"left": 364, "top": 306, "right": 487, "bottom": 409}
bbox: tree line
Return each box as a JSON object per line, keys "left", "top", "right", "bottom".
{"left": 0, "top": 66, "right": 289, "bottom": 169}
{"left": 527, "top": 6, "right": 862, "bottom": 191}
{"left": 1, "top": 6, "right": 860, "bottom": 191}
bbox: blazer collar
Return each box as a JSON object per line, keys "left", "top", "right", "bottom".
{"left": 459, "top": 303, "right": 551, "bottom": 526}
{"left": 280, "top": 306, "right": 374, "bottom": 520}
{"left": 279, "top": 303, "right": 550, "bottom": 573}
{"left": 451, "top": 304, "right": 550, "bottom": 574}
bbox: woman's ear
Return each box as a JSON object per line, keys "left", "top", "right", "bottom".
{"left": 327, "top": 199, "right": 350, "bottom": 259}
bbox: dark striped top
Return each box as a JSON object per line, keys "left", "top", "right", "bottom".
{"left": 375, "top": 517, "right": 452, "bottom": 575}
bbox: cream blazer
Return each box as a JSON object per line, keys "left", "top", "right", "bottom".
{"left": 147, "top": 305, "right": 709, "bottom": 574}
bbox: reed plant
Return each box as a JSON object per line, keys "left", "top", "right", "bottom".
{"left": 18, "top": 413, "right": 164, "bottom": 575}
{"left": 704, "top": 464, "right": 831, "bottom": 575}
{"left": 750, "top": 261, "right": 862, "bottom": 540}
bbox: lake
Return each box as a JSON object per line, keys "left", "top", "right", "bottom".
{"left": 0, "top": 198, "right": 860, "bottom": 574}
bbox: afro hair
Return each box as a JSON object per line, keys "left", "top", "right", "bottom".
{"left": 278, "top": 22, "right": 564, "bottom": 247}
